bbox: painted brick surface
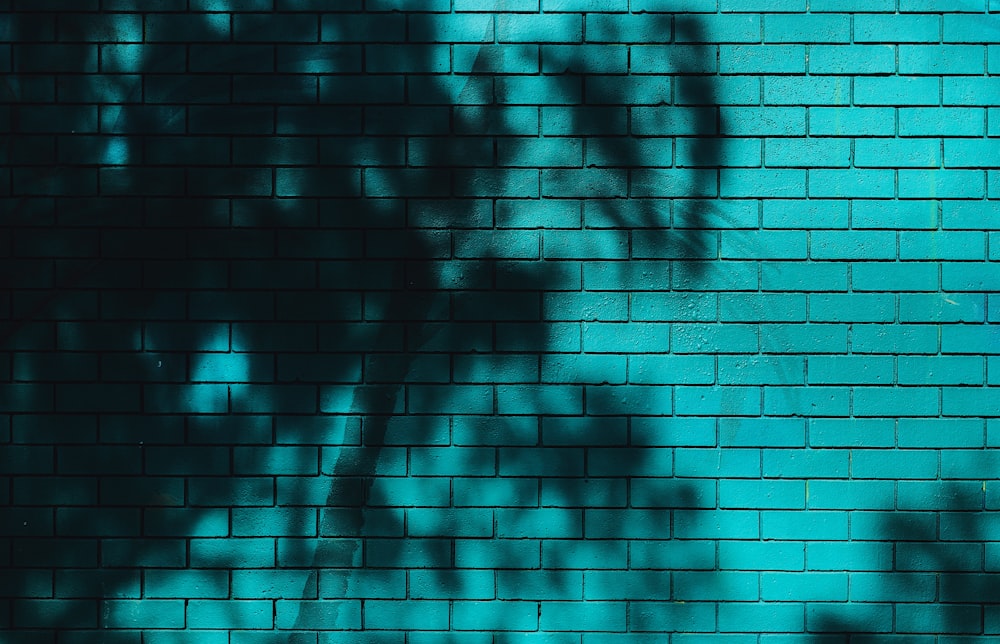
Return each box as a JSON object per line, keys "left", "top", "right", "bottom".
{"left": 2, "top": 0, "right": 999, "bottom": 640}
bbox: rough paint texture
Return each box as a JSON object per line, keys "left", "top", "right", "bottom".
{"left": 2, "top": 0, "right": 999, "bottom": 641}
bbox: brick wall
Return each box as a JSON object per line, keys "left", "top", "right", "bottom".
{"left": 3, "top": 0, "right": 999, "bottom": 641}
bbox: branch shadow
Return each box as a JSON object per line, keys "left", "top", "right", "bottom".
{"left": 807, "top": 481, "right": 998, "bottom": 641}
{"left": 1, "top": 4, "right": 730, "bottom": 641}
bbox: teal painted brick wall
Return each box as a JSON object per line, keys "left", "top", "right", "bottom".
{"left": 2, "top": 0, "right": 1000, "bottom": 641}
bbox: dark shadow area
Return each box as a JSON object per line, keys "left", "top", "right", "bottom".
{"left": 808, "top": 482, "right": 998, "bottom": 641}
{"left": 1, "top": 4, "right": 728, "bottom": 641}
{"left": 668, "top": 15, "right": 718, "bottom": 268}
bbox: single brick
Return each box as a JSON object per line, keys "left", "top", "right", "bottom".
{"left": 856, "top": 138, "right": 941, "bottom": 168}
{"left": 718, "top": 602, "right": 804, "bottom": 633}
{"left": 275, "top": 600, "right": 361, "bottom": 630}
{"left": 676, "top": 448, "right": 761, "bottom": 478}
{"left": 630, "top": 601, "right": 717, "bottom": 633}
{"left": 946, "top": 139, "right": 1000, "bottom": 168}
{"left": 672, "top": 322, "right": 758, "bottom": 354}
{"left": 762, "top": 572, "right": 847, "bottom": 601}
{"left": 764, "top": 448, "right": 849, "bottom": 478}
{"left": 368, "top": 44, "right": 449, "bottom": 73}
{"left": 899, "top": 169, "right": 985, "bottom": 199}
{"left": 764, "top": 387, "right": 850, "bottom": 416}
{"left": 723, "top": 107, "right": 806, "bottom": 136}
{"left": 899, "top": 289, "right": 986, "bottom": 322}
{"left": 587, "top": 14, "right": 671, "bottom": 43}
{"left": 367, "top": 535, "right": 451, "bottom": 569}
{"left": 854, "top": 387, "right": 940, "bottom": 418}
{"left": 632, "top": 169, "right": 718, "bottom": 198}
{"left": 900, "top": 107, "right": 984, "bottom": 137}
{"left": 852, "top": 262, "right": 938, "bottom": 293}
{"left": 721, "top": 168, "right": 806, "bottom": 198}
{"left": 144, "top": 570, "right": 228, "bottom": 600}
{"left": 942, "top": 386, "right": 1000, "bottom": 417}
{"left": 854, "top": 200, "right": 938, "bottom": 230}
{"left": 900, "top": 44, "right": 986, "bottom": 75}
{"left": 720, "top": 540, "right": 804, "bottom": 571}
{"left": 809, "top": 107, "right": 895, "bottom": 136}
{"left": 808, "top": 356, "right": 894, "bottom": 385}
{"left": 320, "top": 569, "right": 404, "bottom": 600}
{"left": 671, "top": 260, "right": 758, "bottom": 291}
{"left": 500, "top": 447, "right": 584, "bottom": 477}
{"left": 721, "top": 44, "right": 805, "bottom": 73}
{"left": 809, "top": 294, "right": 895, "bottom": 323}
{"left": 632, "top": 44, "right": 714, "bottom": 74}
{"left": 720, "top": 418, "right": 805, "bottom": 446}
{"left": 944, "top": 262, "right": 1000, "bottom": 292}
{"left": 631, "top": 478, "right": 716, "bottom": 508}
{"left": 407, "top": 13, "right": 492, "bottom": 43}
{"left": 538, "top": 600, "right": 626, "bottom": 631}
{"left": 320, "top": 15, "right": 405, "bottom": 42}
{"left": 810, "top": 44, "right": 896, "bottom": 74}
{"left": 584, "top": 76, "right": 670, "bottom": 106}
{"left": 455, "top": 478, "right": 536, "bottom": 508}
{"left": 411, "top": 570, "right": 495, "bottom": 601}
{"left": 589, "top": 446, "right": 672, "bottom": 477}
{"left": 762, "top": 263, "right": 846, "bottom": 295}
{"left": 852, "top": 324, "right": 938, "bottom": 355}
{"left": 541, "top": 44, "right": 628, "bottom": 74}
{"left": 628, "top": 355, "right": 714, "bottom": 385}
{"left": 456, "top": 540, "right": 540, "bottom": 569}
{"left": 847, "top": 509, "right": 928, "bottom": 541}
{"left": 855, "top": 76, "right": 940, "bottom": 106}
{"left": 762, "top": 510, "right": 847, "bottom": 540}
{"left": 764, "top": 76, "right": 850, "bottom": 106}
{"left": 850, "top": 572, "right": 936, "bottom": 602}
{"left": 497, "top": 14, "right": 582, "bottom": 43}
{"left": 807, "top": 542, "right": 893, "bottom": 572}
{"left": 810, "top": 170, "right": 895, "bottom": 199}
{"left": 719, "top": 293, "right": 806, "bottom": 322}
{"left": 585, "top": 571, "right": 670, "bottom": 600}
{"left": 765, "top": 138, "right": 850, "bottom": 167}
{"left": 677, "top": 573, "right": 761, "bottom": 604}
{"left": 897, "top": 604, "right": 983, "bottom": 634}
{"left": 632, "top": 417, "right": 716, "bottom": 447}
{"left": 103, "top": 600, "right": 185, "bottom": 629}
{"left": 681, "top": 76, "right": 761, "bottom": 106}
{"left": 12, "top": 599, "right": 94, "bottom": 629}
{"left": 540, "top": 354, "right": 626, "bottom": 385}
{"left": 944, "top": 77, "right": 1000, "bottom": 106}
{"left": 806, "top": 480, "right": 895, "bottom": 510}
{"left": 14, "top": 44, "right": 97, "bottom": 72}
{"left": 453, "top": 601, "right": 537, "bottom": 631}
{"left": 855, "top": 14, "right": 940, "bottom": 43}
{"left": 673, "top": 509, "right": 762, "bottom": 539}
{"left": 720, "top": 479, "right": 806, "bottom": 509}
{"left": 540, "top": 416, "right": 626, "bottom": 447}
{"left": 805, "top": 603, "right": 894, "bottom": 634}
{"left": 899, "top": 481, "right": 985, "bottom": 512}
{"left": 765, "top": 13, "right": 849, "bottom": 43}
{"left": 231, "top": 570, "right": 316, "bottom": 600}
{"left": 589, "top": 137, "right": 674, "bottom": 168}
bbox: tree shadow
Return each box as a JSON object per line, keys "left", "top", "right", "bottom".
{"left": 807, "top": 481, "right": 998, "bottom": 640}
{"left": 1, "top": 4, "right": 730, "bottom": 641}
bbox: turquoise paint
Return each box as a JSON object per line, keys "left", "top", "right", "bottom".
{"left": 3, "top": 1, "right": 1000, "bottom": 640}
